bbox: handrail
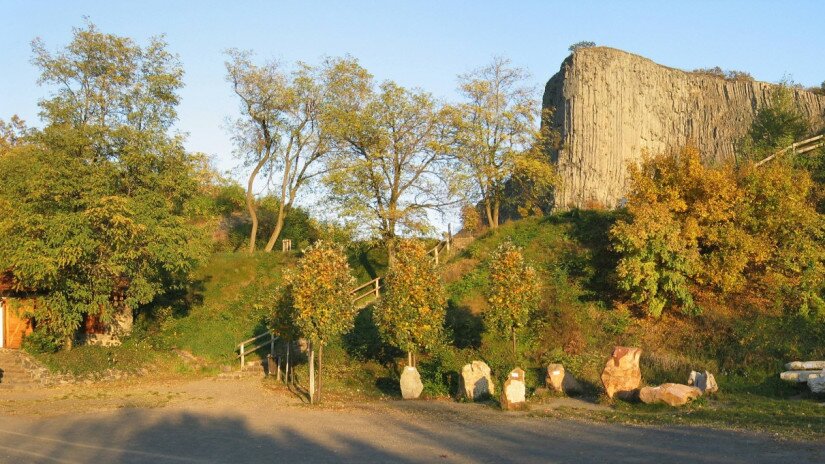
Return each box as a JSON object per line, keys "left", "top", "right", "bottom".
{"left": 236, "top": 330, "right": 272, "bottom": 349}
{"left": 754, "top": 135, "right": 824, "bottom": 167}
{"left": 233, "top": 228, "right": 454, "bottom": 369}
{"left": 351, "top": 277, "right": 381, "bottom": 294}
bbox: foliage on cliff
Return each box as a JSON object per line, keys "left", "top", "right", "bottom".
{"left": 612, "top": 146, "right": 825, "bottom": 318}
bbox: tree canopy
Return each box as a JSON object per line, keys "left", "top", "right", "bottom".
{"left": 0, "top": 23, "right": 209, "bottom": 348}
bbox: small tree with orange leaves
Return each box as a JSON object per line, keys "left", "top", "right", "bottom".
{"left": 485, "top": 242, "right": 541, "bottom": 359}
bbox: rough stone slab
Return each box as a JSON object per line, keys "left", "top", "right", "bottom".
{"left": 784, "top": 361, "right": 825, "bottom": 371}
{"left": 601, "top": 346, "right": 642, "bottom": 399}
{"left": 687, "top": 370, "right": 718, "bottom": 394}
{"left": 400, "top": 366, "right": 424, "bottom": 400}
{"left": 639, "top": 383, "right": 702, "bottom": 407}
{"left": 780, "top": 370, "right": 823, "bottom": 383}
{"left": 808, "top": 371, "right": 825, "bottom": 394}
{"left": 459, "top": 361, "right": 494, "bottom": 401}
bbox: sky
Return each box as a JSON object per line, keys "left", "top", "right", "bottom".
{"left": 2, "top": 0, "right": 824, "bottom": 230}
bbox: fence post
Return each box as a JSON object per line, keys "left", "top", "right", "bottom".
{"left": 240, "top": 343, "right": 245, "bottom": 370}
{"left": 270, "top": 333, "right": 275, "bottom": 358}
{"left": 434, "top": 246, "right": 439, "bottom": 265}
{"left": 374, "top": 278, "right": 380, "bottom": 297}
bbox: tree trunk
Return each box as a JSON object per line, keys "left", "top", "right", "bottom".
{"left": 512, "top": 328, "right": 517, "bottom": 361}
{"left": 245, "top": 156, "right": 269, "bottom": 253}
{"left": 285, "top": 341, "right": 290, "bottom": 385}
{"left": 318, "top": 343, "right": 323, "bottom": 404}
{"left": 485, "top": 198, "right": 498, "bottom": 230}
{"left": 407, "top": 351, "right": 412, "bottom": 367}
{"left": 263, "top": 204, "right": 287, "bottom": 252}
{"left": 308, "top": 341, "right": 315, "bottom": 404}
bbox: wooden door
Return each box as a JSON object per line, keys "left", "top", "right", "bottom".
{"left": 3, "top": 299, "right": 32, "bottom": 349}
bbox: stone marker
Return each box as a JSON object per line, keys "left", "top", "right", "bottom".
{"left": 501, "top": 368, "right": 526, "bottom": 410}
{"left": 459, "top": 361, "right": 494, "bottom": 401}
{"left": 808, "top": 370, "right": 825, "bottom": 394}
{"left": 780, "top": 370, "right": 823, "bottom": 383}
{"left": 687, "top": 370, "right": 718, "bottom": 394}
{"left": 400, "top": 366, "right": 424, "bottom": 400}
{"left": 601, "top": 346, "right": 642, "bottom": 399}
{"left": 785, "top": 361, "right": 825, "bottom": 371}
{"left": 639, "top": 383, "right": 703, "bottom": 407}
{"left": 546, "top": 363, "right": 582, "bottom": 394}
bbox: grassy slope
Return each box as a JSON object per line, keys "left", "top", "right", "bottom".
{"left": 443, "top": 212, "right": 825, "bottom": 439}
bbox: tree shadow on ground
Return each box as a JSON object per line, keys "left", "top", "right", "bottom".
{"left": 445, "top": 302, "right": 483, "bottom": 349}
{"left": 1, "top": 399, "right": 820, "bottom": 463}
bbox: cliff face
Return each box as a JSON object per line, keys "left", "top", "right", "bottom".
{"left": 544, "top": 47, "right": 825, "bottom": 210}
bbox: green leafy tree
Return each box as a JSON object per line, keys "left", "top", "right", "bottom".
{"left": 322, "top": 57, "right": 458, "bottom": 262}
{"left": 568, "top": 41, "right": 596, "bottom": 52}
{"left": 447, "top": 57, "right": 556, "bottom": 228}
{"left": 281, "top": 241, "right": 356, "bottom": 403}
{"left": 375, "top": 240, "right": 446, "bottom": 367}
{"left": 612, "top": 146, "right": 825, "bottom": 318}
{"left": 741, "top": 84, "right": 810, "bottom": 162}
{"left": 0, "top": 23, "right": 208, "bottom": 348}
{"left": 226, "top": 51, "right": 334, "bottom": 253}
{"left": 485, "top": 242, "right": 541, "bottom": 358}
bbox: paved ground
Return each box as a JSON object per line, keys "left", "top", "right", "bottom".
{"left": 0, "top": 376, "right": 823, "bottom": 463}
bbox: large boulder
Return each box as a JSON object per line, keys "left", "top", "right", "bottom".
{"left": 639, "top": 383, "right": 703, "bottom": 406}
{"left": 687, "top": 370, "right": 719, "bottom": 394}
{"left": 808, "top": 370, "right": 825, "bottom": 394}
{"left": 601, "top": 346, "right": 642, "bottom": 399}
{"left": 546, "top": 363, "right": 582, "bottom": 395}
{"left": 459, "top": 361, "right": 494, "bottom": 401}
{"left": 400, "top": 366, "right": 424, "bottom": 400}
{"left": 501, "top": 368, "right": 526, "bottom": 410}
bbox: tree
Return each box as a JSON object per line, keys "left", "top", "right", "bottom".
{"left": 568, "top": 41, "right": 596, "bottom": 52}
{"left": 0, "top": 23, "right": 208, "bottom": 348}
{"left": 741, "top": 84, "right": 810, "bottom": 162}
{"left": 612, "top": 146, "right": 825, "bottom": 318}
{"left": 322, "top": 57, "right": 458, "bottom": 261}
{"left": 0, "top": 116, "right": 29, "bottom": 151}
{"left": 281, "top": 241, "right": 357, "bottom": 403}
{"left": 460, "top": 204, "right": 481, "bottom": 235}
{"left": 485, "top": 242, "right": 541, "bottom": 358}
{"left": 374, "top": 240, "right": 446, "bottom": 367}
{"left": 226, "top": 51, "right": 333, "bottom": 253}
{"left": 448, "top": 57, "right": 555, "bottom": 229}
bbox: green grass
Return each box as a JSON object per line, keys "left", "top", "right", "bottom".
{"left": 32, "top": 338, "right": 163, "bottom": 376}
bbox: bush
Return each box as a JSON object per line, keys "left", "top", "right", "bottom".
{"left": 22, "top": 329, "right": 62, "bottom": 354}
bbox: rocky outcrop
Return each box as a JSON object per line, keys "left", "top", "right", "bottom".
{"left": 601, "top": 346, "right": 642, "bottom": 399}
{"left": 400, "top": 366, "right": 424, "bottom": 399}
{"left": 544, "top": 47, "right": 825, "bottom": 210}
{"left": 687, "top": 370, "right": 718, "bottom": 394}
{"left": 639, "top": 383, "right": 703, "bottom": 406}
{"left": 459, "top": 361, "right": 494, "bottom": 401}
{"left": 501, "top": 368, "right": 526, "bottom": 410}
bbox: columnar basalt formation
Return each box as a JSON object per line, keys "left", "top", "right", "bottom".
{"left": 543, "top": 47, "right": 825, "bottom": 210}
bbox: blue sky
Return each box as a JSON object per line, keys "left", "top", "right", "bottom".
{"left": 2, "top": 0, "right": 824, "bottom": 202}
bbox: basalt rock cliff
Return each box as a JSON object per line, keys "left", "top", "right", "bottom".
{"left": 543, "top": 47, "right": 825, "bottom": 210}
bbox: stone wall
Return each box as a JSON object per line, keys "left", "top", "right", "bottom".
{"left": 543, "top": 47, "right": 825, "bottom": 210}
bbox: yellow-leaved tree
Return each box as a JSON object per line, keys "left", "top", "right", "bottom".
{"left": 485, "top": 242, "right": 541, "bottom": 359}
{"left": 280, "top": 241, "right": 356, "bottom": 403}
{"left": 374, "top": 240, "right": 446, "bottom": 368}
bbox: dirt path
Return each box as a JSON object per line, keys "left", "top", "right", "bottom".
{"left": 0, "top": 376, "right": 823, "bottom": 463}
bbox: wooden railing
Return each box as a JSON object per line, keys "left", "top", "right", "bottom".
{"left": 754, "top": 134, "right": 824, "bottom": 167}
{"left": 234, "top": 229, "right": 454, "bottom": 370}
{"left": 351, "top": 277, "right": 381, "bottom": 308}
{"left": 236, "top": 331, "right": 276, "bottom": 370}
